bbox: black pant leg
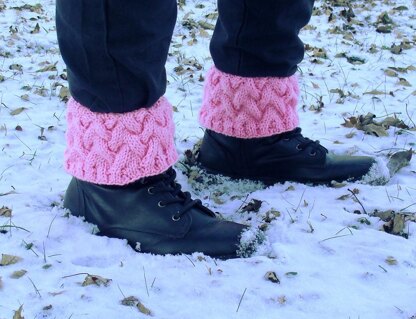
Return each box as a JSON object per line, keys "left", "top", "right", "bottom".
{"left": 211, "top": 0, "right": 314, "bottom": 77}
{"left": 56, "top": 0, "right": 177, "bottom": 113}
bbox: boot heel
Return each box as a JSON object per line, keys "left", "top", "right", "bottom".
{"left": 63, "top": 178, "right": 85, "bottom": 217}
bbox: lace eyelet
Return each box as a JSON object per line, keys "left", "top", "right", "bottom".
{"left": 296, "top": 144, "right": 303, "bottom": 151}
{"left": 172, "top": 214, "right": 181, "bottom": 222}
{"left": 147, "top": 187, "right": 155, "bottom": 195}
{"left": 158, "top": 201, "right": 166, "bottom": 208}
{"left": 310, "top": 151, "right": 317, "bottom": 157}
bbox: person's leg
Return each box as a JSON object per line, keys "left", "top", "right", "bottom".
{"left": 198, "top": 0, "right": 374, "bottom": 184}
{"left": 56, "top": 0, "right": 175, "bottom": 113}
{"left": 57, "top": 0, "right": 251, "bottom": 258}
{"left": 210, "top": 0, "right": 311, "bottom": 78}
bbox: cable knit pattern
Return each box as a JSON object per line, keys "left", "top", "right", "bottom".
{"left": 65, "top": 97, "right": 178, "bottom": 185}
{"left": 199, "top": 66, "right": 300, "bottom": 138}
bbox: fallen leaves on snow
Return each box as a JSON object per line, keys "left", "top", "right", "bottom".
{"left": 0, "top": 254, "right": 22, "bottom": 266}
{"left": 240, "top": 199, "right": 262, "bottom": 213}
{"left": 342, "top": 112, "right": 410, "bottom": 137}
{"left": 264, "top": 271, "right": 280, "bottom": 284}
{"left": 387, "top": 149, "right": 413, "bottom": 176}
{"left": 0, "top": 206, "right": 12, "bottom": 217}
{"left": 372, "top": 209, "right": 415, "bottom": 238}
{"left": 385, "top": 256, "right": 398, "bottom": 266}
{"left": 82, "top": 274, "right": 112, "bottom": 287}
{"left": 11, "top": 270, "right": 27, "bottom": 279}
{"left": 9, "top": 107, "right": 27, "bottom": 116}
{"left": 13, "top": 305, "right": 24, "bottom": 319}
{"left": 121, "top": 296, "right": 152, "bottom": 316}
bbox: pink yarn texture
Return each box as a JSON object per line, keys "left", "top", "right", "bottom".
{"left": 199, "top": 67, "right": 300, "bottom": 138}
{"left": 65, "top": 97, "right": 178, "bottom": 185}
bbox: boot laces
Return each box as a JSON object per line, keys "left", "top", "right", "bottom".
{"left": 143, "top": 168, "right": 214, "bottom": 221}
{"left": 281, "top": 128, "right": 328, "bottom": 155}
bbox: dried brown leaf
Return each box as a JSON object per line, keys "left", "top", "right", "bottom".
{"left": 346, "top": 55, "right": 366, "bottom": 65}
{"left": 387, "top": 149, "right": 412, "bottom": 176}
{"left": 342, "top": 117, "right": 357, "bottom": 128}
{"left": 263, "top": 209, "right": 281, "bottom": 223}
{"left": 363, "top": 124, "right": 388, "bottom": 137}
{"left": 373, "top": 209, "right": 394, "bottom": 221}
{"left": 0, "top": 206, "right": 12, "bottom": 217}
{"left": 10, "top": 107, "right": 26, "bottom": 116}
{"left": 337, "top": 194, "right": 351, "bottom": 200}
{"left": 398, "top": 78, "right": 412, "bottom": 87}
{"left": 137, "top": 301, "right": 152, "bottom": 316}
{"left": 59, "top": 86, "right": 70, "bottom": 102}
{"left": 205, "top": 12, "right": 218, "bottom": 20}
{"left": 312, "top": 48, "right": 327, "bottom": 59}
{"left": 384, "top": 69, "right": 398, "bottom": 77}
{"left": 241, "top": 199, "right": 262, "bottom": 213}
{"left": 13, "top": 305, "right": 24, "bottom": 319}
{"left": 265, "top": 271, "right": 280, "bottom": 284}
{"left": 385, "top": 256, "right": 398, "bottom": 266}
{"left": 30, "top": 23, "right": 40, "bottom": 34}
{"left": 82, "top": 274, "right": 111, "bottom": 287}
{"left": 199, "top": 28, "right": 210, "bottom": 38}
{"left": 364, "top": 90, "right": 385, "bottom": 95}
{"left": 388, "top": 66, "right": 408, "bottom": 73}
{"left": 285, "top": 186, "right": 295, "bottom": 192}
{"left": 121, "top": 296, "right": 152, "bottom": 316}
{"left": 121, "top": 296, "right": 139, "bottom": 306}
{"left": 11, "top": 3, "right": 43, "bottom": 13}
{"left": 359, "top": 113, "right": 376, "bottom": 126}
{"left": 380, "top": 117, "right": 409, "bottom": 129}
{"left": 376, "top": 25, "right": 392, "bottom": 33}
{"left": 198, "top": 20, "right": 215, "bottom": 30}
{"left": 37, "top": 63, "right": 57, "bottom": 73}
{"left": 390, "top": 44, "right": 402, "bottom": 54}
{"left": 392, "top": 214, "right": 407, "bottom": 235}
{"left": 1, "top": 254, "right": 22, "bottom": 266}
{"left": 9, "top": 64, "right": 23, "bottom": 72}
{"left": 11, "top": 269, "right": 27, "bottom": 279}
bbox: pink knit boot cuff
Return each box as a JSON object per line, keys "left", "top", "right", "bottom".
{"left": 199, "top": 66, "right": 300, "bottom": 138}
{"left": 65, "top": 97, "right": 178, "bottom": 185}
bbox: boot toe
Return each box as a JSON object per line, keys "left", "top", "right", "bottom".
{"left": 325, "top": 155, "right": 376, "bottom": 182}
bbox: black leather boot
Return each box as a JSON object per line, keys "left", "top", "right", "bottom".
{"left": 198, "top": 128, "right": 375, "bottom": 184}
{"left": 64, "top": 168, "right": 250, "bottom": 259}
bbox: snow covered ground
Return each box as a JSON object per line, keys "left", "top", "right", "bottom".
{"left": 0, "top": 0, "right": 415, "bottom": 318}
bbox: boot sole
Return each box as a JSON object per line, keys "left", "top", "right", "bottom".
{"left": 199, "top": 165, "right": 347, "bottom": 186}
